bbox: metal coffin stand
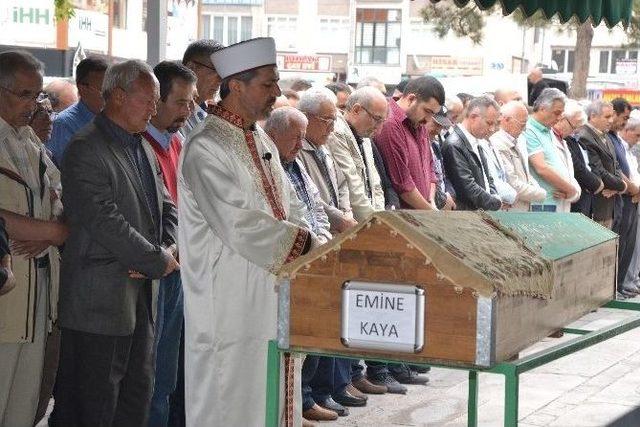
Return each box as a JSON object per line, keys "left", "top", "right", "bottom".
{"left": 266, "top": 211, "right": 632, "bottom": 426}
{"left": 266, "top": 300, "right": 640, "bottom": 427}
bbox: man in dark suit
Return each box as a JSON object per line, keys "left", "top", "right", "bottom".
{"left": 528, "top": 68, "right": 549, "bottom": 107}
{"left": 442, "top": 96, "right": 502, "bottom": 211}
{"left": 55, "top": 59, "right": 179, "bottom": 427}
{"left": 609, "top": 98, "right": 640, "bottom": 297}
{"left": 576, "top": 100, "right": 627, "bottom": 229}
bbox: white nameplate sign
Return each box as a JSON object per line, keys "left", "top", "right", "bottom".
{"left": 341, "top": 281, "right": 425, "bottom": 353}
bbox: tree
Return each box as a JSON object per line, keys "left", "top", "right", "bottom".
{"left": 570, "top": 21, "right": 594, "bottom": 98}
{"left": 54, "top": 0, "right": 75, "bottom": 21}
{"left": 420, "top": 2, "right": 637, "bottom": 100}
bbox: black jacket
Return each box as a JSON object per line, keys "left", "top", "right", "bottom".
{"left": 566, "top": 135, "right": 602, "bottom": 217}
{"left": 576, "top": 125, "right": 625, "bottom": 221}
{"left": 528, "top": 80, "right": 549, "bottom": 106}
{"left": 441, "top": 125, "right": 501, "bottom": 211}
{"left": 370, "top": 139, "right": 400, "bottom": 210}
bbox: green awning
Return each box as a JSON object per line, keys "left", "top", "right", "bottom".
{"left": 429, "top": 0, "right": 633, "bottom": 28}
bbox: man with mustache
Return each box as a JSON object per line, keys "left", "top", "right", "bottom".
{"left": 141, "top": 60, "right": 196, "bottom": 427}
{"left": 0, "top": 50, "right": 67, "bottom": 427}
{"left": 178, "top": 37, "right": 316, "bottom": 426}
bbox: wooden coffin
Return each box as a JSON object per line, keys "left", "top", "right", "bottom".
{"left": 277, "top": 211, "right": 617, "bottom": 368}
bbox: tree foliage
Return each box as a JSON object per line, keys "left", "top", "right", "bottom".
{"left": 54, "top": 0, "right": 75, "bottom": 21}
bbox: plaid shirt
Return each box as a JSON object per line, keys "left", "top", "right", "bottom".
{"left": 284, "top": 159, "right": 320, "bottom": 234}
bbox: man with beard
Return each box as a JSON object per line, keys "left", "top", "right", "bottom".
{"left": 178, "top": 37, "right": 316, "bottom": 426}
{"left": 141, "top": 60, "right": 196, "bottom": 427}
{"left": 0, "top": 50, "right": 67, "bottom": 427}
{"left": 376, "top": 76, "right": 444, "bottom": 211}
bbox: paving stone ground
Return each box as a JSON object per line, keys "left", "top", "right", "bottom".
{"left": 324, "top": 303, "right": 640, "bottom": 427}
{"left": 35, "top": 301, "right": 640, "bottom": 427}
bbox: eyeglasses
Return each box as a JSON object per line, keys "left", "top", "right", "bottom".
{"left": 360, "top": 105, "right": 386, "bottom": 124}
{"left": 308, "top": 113, "right": 336, "bottom": 126}
{"left": 564, "top": 117, "right": 576, "bottom": 130}
{"left": 509, "top": 116, "right": 527, "bottom": 127}
{"left": 191, "top": 59, "right": 218, "bottom": 73}
{"left": 0, "top": 85, "right": 46, "bottom": 102}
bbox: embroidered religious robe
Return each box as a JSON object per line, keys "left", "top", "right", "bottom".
{"left": 178, "top": 104, "right": 312, "bottom": 426}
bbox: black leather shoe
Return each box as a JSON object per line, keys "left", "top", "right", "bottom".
{"left": 392, "top": 367, "right": 429, "bottom": 385}
{"left": 332, "top": 390, "right": 367, "bottom": 407}
{"left": 317, "top": 397, "right": 349, "bottom": 416}
{"left": 368, "top": 372, "right": 407, "bottom": 394}
{"left": 411, "top": 364, "right": 431, "bottom": 374}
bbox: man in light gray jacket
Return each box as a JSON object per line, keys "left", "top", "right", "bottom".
{"left": 491, "top": 101, "right": 546, "bottom": 211}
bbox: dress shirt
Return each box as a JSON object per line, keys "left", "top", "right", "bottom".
{"left": 48, "top": 100, "right": 95, "bottom": 166}
{"left": 374, "top": 98, "right": 436, "bottom": 207}
{"left": 98, "top": 114, "right": 159, "bottom": 228}
{"left": 459, "top": 124, "right": 491, "bottom": 191}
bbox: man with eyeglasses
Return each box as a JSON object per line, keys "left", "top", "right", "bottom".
{"left": 180, "top": 39, "right": 224, "bottom": 139}
{"left": 548, "top": 100, "right": 583, "bottom": 214}
{"left": 491, "top": 101, "right": 546, "bottom": 212}
{"left": 442, "top": 95, "right": 502, "bottom": 211}
{"left": 0, "top": 50, "right": 68, "bottom": 427}
{"left": 329, "top": 86, "right": 392, "bottom": 222}
{"left": 298, "top": 88, "right": 356, "bottom": 234}
{"left": 48, "top": 57, "right": 108, "bottom": 166}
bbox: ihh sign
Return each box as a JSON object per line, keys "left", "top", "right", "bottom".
{"left": 341, "top": 281, "right": 425, "bottom": 353}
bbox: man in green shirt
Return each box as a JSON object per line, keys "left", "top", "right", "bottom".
{"left": 525, "top": 88, "right": 578, "bottom": 212}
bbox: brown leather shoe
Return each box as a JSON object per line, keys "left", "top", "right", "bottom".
{"left": 549, "top": 330, "right": 564, "bottom": 338}
{"left": 346, "top": 383, "right": 368, "bottom": 400}
{"left": 303, "top": 404, "right": 339, "bottom": 421}
{"left": 352, "top": 376, "right": 387, "bottom": 394}
{"left": 302, "top": 419, "right": 316, "bottom": 427}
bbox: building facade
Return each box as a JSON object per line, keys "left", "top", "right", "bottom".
{"left": 199, "top": 0, "right": 639, "bottom": 90}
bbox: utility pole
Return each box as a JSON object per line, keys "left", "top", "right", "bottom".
{"left": 147, "top": 0, "right": 168, "bottom": 66}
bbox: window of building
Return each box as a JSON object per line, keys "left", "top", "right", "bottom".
{"left": 267, "top": 15, "right": 298, "bottom": 50}
{"left": 611, "top": 50, "right": 626, "bottom": 73}
{"left": 355, "top": 8, "right": 401, "bottom": 65}
{"left": 241, "top": 16, "right": 252, "bottom": 42}
{"left": 228, "top": 16, "right": 238, "bottom": 45}
{"left": 318, "top": 17, "right": 350, "bottom": 53}
{"left": 551, "top": 49, "right": 566, "bottom": 72}
{"left": 550, "top": 48, "right": 575, "bottom": 73}
{"left": 599, "top": 50, "right": 610, "bottom": 73}
{"left": 113, "top": 0, "right": 127, "bottom": 29}
{"left": 202, "top": 15, "right": 252, "bottom": 44}
{"left": 567, "top": 50, "right": 575, "bottom": 73}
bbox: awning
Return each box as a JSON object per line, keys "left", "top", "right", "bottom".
{"left": 428, "top": 0, "right": 633, "bottom": 28}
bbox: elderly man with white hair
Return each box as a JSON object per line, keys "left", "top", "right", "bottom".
{"left": 563, "top": 101, "right": 604, "bottom": 217}
{"left": 525, "top": 88, "right": 579, "bottom": 213}
{"left": 57, "top": 58, "right": 179, "bottom": 426}
{"left": 297, "top": 88, "right": 356, "bottom": 234}
{"left": 491, "top": 100, "right": 546, "bottom": 211}
{"left": 264, "top": 107, "right": 331, "bottom": 245}
{"left": 328, "top": 86, "right": 393, "bottom": 220}
{"left": 549, "top": 100, "right": 583, "bottom": 213}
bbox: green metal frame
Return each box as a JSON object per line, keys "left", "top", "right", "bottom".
{"left": 266, "top": 300, "right": 640, "bottom": 427}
